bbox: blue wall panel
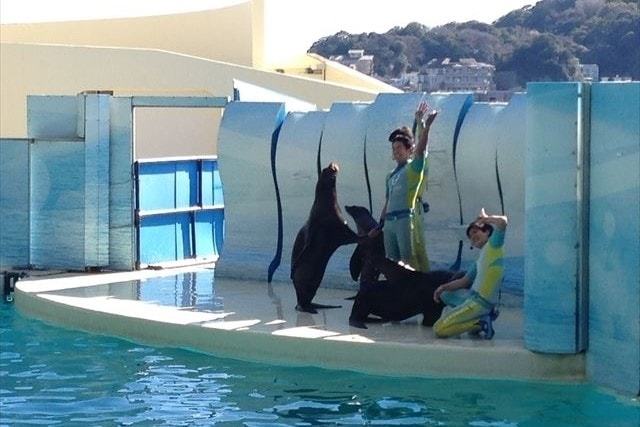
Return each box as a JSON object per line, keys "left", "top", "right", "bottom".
{"left": 83, "top": 94, "right": 110, "bottom": 267}
{"left": 321, "top": 103, "right": 370, "bottom": 286}
{"left": 175, "top": 212, "right": 193, "bottom": 259}
{"left": 587, "top": 82, "right": 640, "bottom": 395}
{"left": 30, "top": 141, "right": 86, "bottom": 269}
{"left": 175, "top": 161, "right": 198, "bottom": 209}
{"left": 109, "top": 97, "right": 135, "bottom": 270}
{"left": 139, "top": 215, "right": 177, "bottom": 264}
{"left": 213, "top": 167, "right": 224, "bottom": 206}
{"left": 137, "top": 158, "right": 222, "bottom": 265}
{"left": 201, "top": 159, "right": 224, "bottom": 207}
{"left": 138, "top": 163, "right": 176, "bottom": 211}
{"left": 524, "top": 83, "right": 583, "bottom": 353}
{"left": 0, "top": 140, "right": 30, "bottom": 268}
{"left": 216, "top": 102, "right": 286, "bottom": 281}
{"left": 270, "top": 110, "right": 327, "bottom": 283}
{"left": 195, "top": 211, "right": 217, "bottom": 257}
{"left": 456, "top": 103, "right": 504, "bottom": 270}
{"left": 495, "top": 94, "right": 527, "bottom": 292}
{"left": 195, "top": 209, "right": 225, "bottom": 257}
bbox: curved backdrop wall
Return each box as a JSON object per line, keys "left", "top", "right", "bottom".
{"left": 216, "top": 92, "right": 527, "bottom": 293}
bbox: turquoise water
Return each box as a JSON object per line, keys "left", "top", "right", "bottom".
{"left": 1, "top": 305, "right": 638, "bottom": 426}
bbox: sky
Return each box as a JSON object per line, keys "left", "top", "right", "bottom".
{"left": 0, "top": 0, "right": 535, "bottom": 30}
{"left": 0, "top": 0, "right": 536, "bottom": 65}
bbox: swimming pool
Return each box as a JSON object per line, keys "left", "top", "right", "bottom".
{"left": 1, "top": 303, "right": 638, "bottom": 426}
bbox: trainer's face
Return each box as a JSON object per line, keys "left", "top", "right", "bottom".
{"left": 392, "top": 141, "right": 412, "bottom": 164}
{"left": 468, "top": 227, "right": 489, "bottom": 249}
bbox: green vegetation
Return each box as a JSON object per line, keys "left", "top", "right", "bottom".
{"left": 308, "top": 0, "right": 639, "bottom": 88}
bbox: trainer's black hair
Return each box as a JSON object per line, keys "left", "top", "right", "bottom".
{"left": 466, "top": 222, "right": 493, "bottom": 238}
{"left": 388, "top": 126, "right": 414, "bottom": 149}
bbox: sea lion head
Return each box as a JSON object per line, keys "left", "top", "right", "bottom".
{"left": 345, "top": 205, "right": 378, "bottom": 235}
{"left": 317, "top": 162, "right": 339, "bottom": 191}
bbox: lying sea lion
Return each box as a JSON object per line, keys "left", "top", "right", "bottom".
{"left": 344, "top": 205, "right": 459, "bottom": 328}
{"left": 290, "top": 163, "right": 358, "bottom": 313}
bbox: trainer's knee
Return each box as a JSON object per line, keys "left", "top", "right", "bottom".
{"left": 433, "top": 318, "right": 448, "bottom": 338}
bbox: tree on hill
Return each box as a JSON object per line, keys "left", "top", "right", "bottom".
{"left": 308, "top": 0, "right": 639, "bottom": 86}
{"left": 499, "top": 33, "right": 582, "bottom": 85}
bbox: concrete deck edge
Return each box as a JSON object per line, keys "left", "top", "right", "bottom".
{"left": 15, "top": 284, "right": 585, "bottom": 382}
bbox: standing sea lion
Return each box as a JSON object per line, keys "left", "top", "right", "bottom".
{"left": 291, "top": 163, "right": 358, "bottom": 313}
{"left": 345, "top": 205, "right": 385, "bottom": 286}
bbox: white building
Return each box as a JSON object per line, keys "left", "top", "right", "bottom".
{"left": 419, "top": 58, "right": 495, "bottom": 92}
{"left": 329, "top": 49, "right": 375, "bottom": 76}
{"left": 579, "top": 64, "right": 600, "bottom": 82}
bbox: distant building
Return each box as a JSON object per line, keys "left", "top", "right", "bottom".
{"left": 579, "top": 64, "right": 599, "bottom": 82}
{"left": 601, "top": 75, "right": 633, "bottom": 82}
{"left": 419, "top": 58, "right": 495, "bottom": 92}
{"left": 388, "top": 72, "right": 420, "bottom": 91}
{"left": 329, "top": 49, "right": 375, "bottom": 76}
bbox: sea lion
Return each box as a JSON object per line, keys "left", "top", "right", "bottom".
{"left": 349, "top": 257, "right": 457, "bottom": 329}
{"left": 344, "top": 204, "right": 458, "bottom": 329}
{"left": 290, "top": 163, "right": 358, "bottom": 313}
{"left": 345, "top": 205, "right": 385, "bottom": 286}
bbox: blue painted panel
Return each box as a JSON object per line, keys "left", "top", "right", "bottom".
{"left": 201, "top": 160, "right": 223, "bottom": 207}
{"left": 175, "top": 161, "right": 197, "bottom": 209}
{"left": 175, "top": 212, "right": 193, "bottom": 260}
{"left": 212, "top": 209, "right": 224, "bottom": 255}
{"left": 83, "top": 94, "right": 110, "bottom": 267}
{"left": 138, "top": 163, "right": 176, "bottom": 211}
{"left": 30, "top": 140, "right": 86, "bottom": 269}
{"left": 495, "top": 94, "right": 527, "bottom": 292}
{"left": 195, "top": 211, "right": 216, "bottom": 257}
{"left": 216, "top": 102, "right": 286, "bottom": 281}
{"left": 456, "top": 103, "right": 504, "bottom": 267}
{"left": 213, "top": 167, "right": 224, "bottom": 206}
{"left": 271, "top": 110, "right": 327, "bottom": 283}
{"left": 139, "top": 215, "right": 176, "bottom": 264}
{"left": 524, "top": 83, "right": 581, "bottom": 353}
{"left": 201, "top": 161, "right": 215, "bottom": 206}
{"left": 0, "top": 139, "right": 30, "bottom": 268}
{"left": 108, "top": 97, "right": 135, "bottom": 270}
{"left": 587, "top": 82, "right": 640, "bottom": 395}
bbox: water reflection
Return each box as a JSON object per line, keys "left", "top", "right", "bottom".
{"left": 43, "top": 270, "right": 223, "bottom": 312}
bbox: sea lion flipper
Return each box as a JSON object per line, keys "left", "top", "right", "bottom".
{"left": 349, "top": 319, "right": 367, "bottom": 329}
{"left": 336, "top": 222, "right": 359, "bottom": 245}
{"left": 310, "top": 303, "right": 341, "bottom": 310}
{"left": 291, "top": 226, "right": 312, "bottom": 276}
{"left": 296, "top": 304, "right": 318, "bottom": 314}
{"left": 349, "top": 245, "right": 364, "bottom": 281}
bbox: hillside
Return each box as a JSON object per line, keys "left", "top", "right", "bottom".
{"left": 308, "top": 0, "right": 639, "bottom": 88}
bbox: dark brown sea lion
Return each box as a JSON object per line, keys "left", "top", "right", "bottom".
{"left": 344, "top": 204, "right": 459, "bottom": 329}
{"left": 344, "top": 205, "right": 385, "bottom": 286}
{"left": 290, "top": 163, "right": 358, "bottom": 313}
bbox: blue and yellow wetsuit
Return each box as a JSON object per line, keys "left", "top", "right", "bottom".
{"left": 383, "top": 144, "right": 429, "bottom": 272}
{"left": 433, "top": 227, "right": 505, "bottom": 337}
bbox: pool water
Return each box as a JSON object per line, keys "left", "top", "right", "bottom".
{"left": 1, "top": 304, "right": 638, "bottom": 426}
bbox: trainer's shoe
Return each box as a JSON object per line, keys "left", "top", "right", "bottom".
{"left": 479, "top": 316, "right": 495, "bottom": 340}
